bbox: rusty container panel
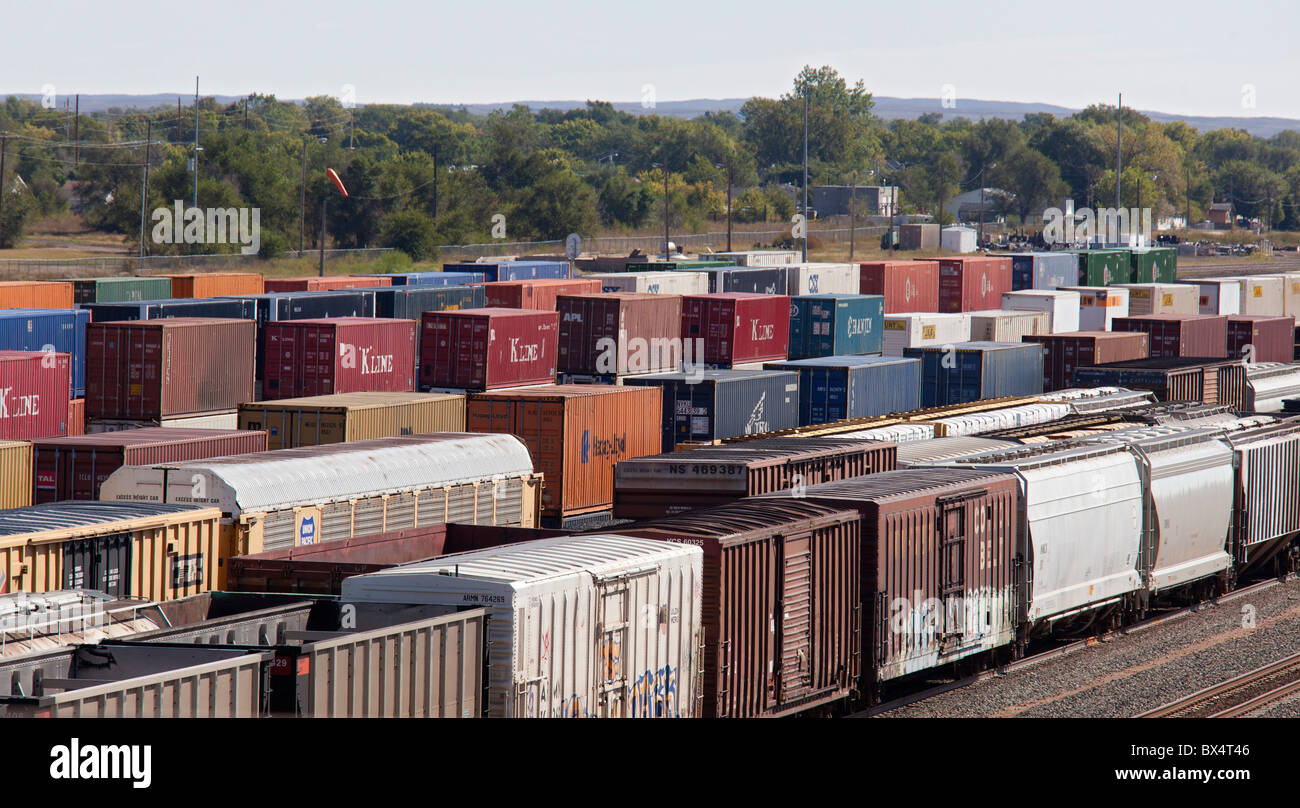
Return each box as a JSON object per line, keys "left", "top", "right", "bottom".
{"left": 937, "top": 257, "right": 1013, "bottom": 313}
{"left": 262, "top": 317, "right": 417, "bottom": 399}
{"left": 482, "top": 278, "right": 602, "bottom": 311}
{"left": 610, "top": 498, "right": 861, "bottom": 718}
{"left": 0, "top": 351, "right": 72, "bottom": 440}
{"left": 85, "top": 318, "right": 255, "bottom": 420}
{"left": 680, "top": 293, "right": 790, "bottom": 366}
{"left": 556, "top": 293, "right": 683, "bottom": 376}
{"left": 1111, "top": 314, "right": 1228, "bottom": 358}
{"left": 66, "top": 398, "right": 84, "bottom": 437}
{"left": 0, "top": 281, "right": 75, "bottom": 310}
{"left": 419, "top": 308, "right": 558, "bottom": 391}
{"left": 0, "top": 440, "right": 32, "bottom": 509}
{"left": 237, "top": 391, "right": 465, "bottom": 450}
{"left": 858, "top": 261, "right": 940, "bottom": 313}
{"left": 1023, "top": 331, "right": 1150, "bottom": 391}
{"left": 1227, "top": 315, "right": 1296, "bottom": 364}
{"left": 32, "top": 427, "right": 268, "bottom": 504}
{"left": 166, "top": 273, "right": 265, "bottom": 298}
{"left": 264, "top": 276, "right": 392, "bottom": 292}
{"left": 466, "top": 384, "right": 662, "bottom": 516}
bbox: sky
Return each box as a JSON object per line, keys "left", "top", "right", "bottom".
{"left": 6, "top": 0, "right": 1300, "bottom": 119}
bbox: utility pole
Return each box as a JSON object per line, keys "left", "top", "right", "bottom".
{"left": 432, "top": 145, "right": 438, "bottom": 218}
{"left": 139, "top": 120, "right": 151, "bottom": 257}
{"left": 177, "top": 97, "right": 182, "bottom": 142}
{"left": 243, "top": 97, "right": 249, "bottom": 130}
{"left": 802, "top": 88, "right": 809, "bottom": 262}
{"left": 0, "top": 133, "right": 7, "bottom": 246}
{"left": 663, "top": 165, "right": 670, "bottom": 258}
{"left": 299, "top": 136, "right": 308, "bottom": 254}
{"left": 725, "top": 154, "right": 733, "bottom": 252}
{"left": 978, "top": 160, "right": 987, "bottom": 245}
{"left": 1116, "top": 93, "right": 1123, "bottom": 217}
{"left": 849, "top": 170, "right": 857, "bottom": 260}
{"left": 1185, "top": 163, "right": 1191, "bottom": 231}
{"left": 192, "top": 76, "right": 199, "bottom": 208}
{"left": 319, "top": 199, "right": 327, "bottom": 276}
{"left": 73, "top": 95, "right": 79, "bottom": 166}
{"left": 349, "top": 109, "right": 354, "bottom": 150}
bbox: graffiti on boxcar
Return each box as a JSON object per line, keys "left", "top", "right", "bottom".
{"left": 627, "top": 665, "right": 679, "bottom": 718}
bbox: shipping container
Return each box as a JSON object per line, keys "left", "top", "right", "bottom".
{"left": 788, "top": 294, "right": 884, "bottom": 359}
{"left": 968, "top": 309, "right": 1050, "bottom": 342}
{"left": 610, "top": 499, "right": 861, "bottom": 716}
{"left": 1023, "top": 331, "right": 1150, "bottom": 391}
{"left": 1186, "top": 279, "right": 1242, "bottom": 315}
{"left": 466, "top": 385, "right": 662, "bottom": 517}
{"left": 98, "top": 434, "right": 543, "bottom": 552}
{"left": 0, "top": 501, "right": 224, "bottom": 600}
{"left": 1226, "top": 314, "right": 1296, "bottom": 364}
{"left": 1112, "top": 314, "right": 1229, "bottom": 359}
{"left": 87, "top": 411, "right": 239, "bottom": 433}
{"left": 61, "top": 277, "right": 172, "bottom": 304}
{"left": 371, "top": 285, "right": 485, "bottom": 319}
{"left": 760, "top": 468, "right": 1019, "bottom": 694}
{"left": 1005, "top": 252, "right": 1077, "bottom": 291}
{"left": 364, "top": 270, "right": 485, "bottom": 286}
{"left": 66, "top": 398, "right": 83, "bottom": 436}
{"left": 1254, "top": 272, "right": 1300, "bottom": 317}
{"left": 420, "top": 308, "right": 558, "bottom": 391}
{"left": 904, "top": 341, "right": 1044, "bottom": 406}
{"left": 32, "top": 428, "right": 268, "bottom": 504}
{"left": 1216, "top": 276, "right": 1287, "bottom": 316}
{"left": 709, "top": 250, "right": 799, "bottom": 267}
{"left": 937, "top": 256, "right": 1013, "bottom": 313}
{"left": 1059, "top": 286, "right": 1130, "bottom": 331}
{"left": 164, "top": 272, "right": 265, "bottom": 298}
{"left": 582, "top": 271, "right": 709, "bottom": 296}
{"left": 705, "top": 267, "right": 789, "bottom": 295}
{"left": 1225, "top": 422, "right": 1300, "bottom": 573}
{"left": 881, "top": 313, "right": 970, "bottom": 356}
{"left": 1000, "top": 289, "right": 1081, "bottom": 333}
{"left": 263, "top": 317, "right": 417, "bottom": 400}
{"left": 612, "top": 437, "right": 896, "bottom": 518}
{"left": 858, "top": 261, "right": 940, "bottom": 313}
{"left": 1117, "top": 283, "right": 1200, "bottom": 315}
{"left": 264, "top": 276, "right": 392, "bottom": 293}
{"left": 83, "top": 296, "right": 259, "bottom": 325}
{"left": 237, "top": 291, "right": 378, "bottom": 380}
{"left": 898, "top": 223, "right": 939, "bottom": 251}
{"left": 0, "top": 281, "right": 75, "bottom": 310}
{"left": 0, "top": 308, "right": 89, "bottom": 398}
{"left": 556, "top": 293, "right": 682, "bottom": 376}
{"left": 1074, "top": 357, "right": 1248, "bottom": 411}
{"left": 1150, "top": 247, "right": 1178, "bottom": 283}
{"left": 85, "top": 318, "right": 255, "bottom": 420}
{"left": 0, "top": 441, "right": 32, "bottom": 509}
{"left": 637, "top": 260, "right": 735, "bottom": 271}
{"left": 681, "top": 293, "right": 790, "bottom": 367}
{"left": 482, "top": 278, "right": 602, "bottom": 311}
{"left": 785, "top": 263, "right": 858, "bottom": 296}
{"left": 624, "top": 369, "right": 800, "bottom": 450}
{"left": 0, "top": 351, "right": 71, "bottom": 440}
{"left": 1076, "top": 250, "right": 1128, "bottom": 286}
{"left": 445, "top": 260, "right": 570, "bottom": 282}
{"left": 238, "top": 391, "right": 466, "bottom": 450}
{"left": 1128, "top": 248, "right": 1161, "bottom": 284}
{"left": 341, "top": 535, "right": 702, "bottom": 718}
{"left": 764, "top": 355, "right": 920, "bottom": 425}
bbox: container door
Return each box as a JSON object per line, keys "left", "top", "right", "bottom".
{"left": 595, "top": 576, "right": 630, "bottom": 717}
{"left": 939, "top": 500, "right": 966, "bottom": 647}
{"left": 62, "top": 534, "right": 132, "bottom": 598}
{"left": 775, "top": 534, "right": 813, "bottom": 706}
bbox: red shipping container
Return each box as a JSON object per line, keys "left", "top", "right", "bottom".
{"left": 420, "top": 308, "right": 558, "bottom": 391}
{"left": 936, "top": 256, "right": 1013, "bottom": 312}
{"left": 681, "top": 293, "right": 790, "bottom": 367}
{"left": 0, "top": 350, "right": 72, "bottom": 440}
{"left": 556, "top": 293, "right": 683, "bottom": 375}
{"left": 262, "top": 318, "right": 417, "bottom": 400}
{"left": 264, "top": 276, "right": 392, "bottom": 292}
{"left": 858, "top": 261, "right": 940, "bottom": 313}
{"left": 1023, "top": 331, "right": 1150, "bottom": 391}
{"left": 32, "top": 427, "right": 268, "bottom": 503}
{"left": 85, "top": 318, "right": 256, "bottom": 420}
{"left": 1227, "top": 315, "right": 1296, "bottom": 364}
{"left": 483, "top": 278, "right": 602, "bottom": 311}
{"left": 66, "top": 398, "right": 84, "bottom": 437}
{"left": 1112, "top": 314, "right": 1228, "bottom": 359}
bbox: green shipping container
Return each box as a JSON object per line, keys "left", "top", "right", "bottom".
{"left": 624, "top": 260, "right": 736, "bottom": 272}
{"left": 62, "top": 277, "right": 174, "bottom": 304}
{"left": 1077, "top": 250, "right": 1128, "bottom": 286}
{"left": 1130, "top": 248, "right": 1158, "bottom": 283}
{"left": 1151, "top": 247, "right": 1177, "bottom": 283}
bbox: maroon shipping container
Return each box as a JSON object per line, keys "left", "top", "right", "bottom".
{"left": 0, "top": 350, "right": 72, "bottom": 440}
{"left": 262, "top": 317, "right": 417, "bottom": 400}
{"left": 85, "top": 318, "right": 255, "bottom": 419}
{"left": 556, "top": 293, "right": 683, "bottom": 375}
{"left": 32, "top": 427, "right": 269, "bottom": 503}
{"left": 264, "top": 276, "right": 392, "bottom": 292}
{"left": 1111, "top": 314, "right": 1228, "bottom": 359}
{"left": 681, "top": 293, "right": 790, "bottom": 367}
{"left": 419, "top": 308, "right": 558, "bottom": 391}
{"left": 483, "top": 278, "right": 602, "bottom": 311}
{"left": 936, "top": 256, "right": 1013, "bottom": 312}
{"left": 66, "top": 398, "right": 84, "bottom": 437}
{"left": 858, "top": 261, "right": 940, "bottom": 313}
{"left": 1227, "top": 315, "right": 1296, "bottom": 364}
{"left": 610, "top": 498, "right": 862, "bottom": 718}
{"left": 1022, "top": 331, "right": 1150, "bottom": 391}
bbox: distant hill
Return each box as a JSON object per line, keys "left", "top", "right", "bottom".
{"left": 6, "top": 93, "right": 1298, "bottom": 138}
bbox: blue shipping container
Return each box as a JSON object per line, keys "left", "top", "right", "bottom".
{"left": 764, "top": 355, "right": 920, "bottom": 425}
{"left": 1008, "top": 253, "right": 1078, "bottom": 292}
{"left": 81, "top": 297, "right": 258, "bottom": 322}
{"left": 623, "top": 369, "right": 800, "bottom": 450}
{"left": 366, "top": 271, "right": 485, "bottom": 286}
{"left": 904, "top": 341, "right": 1044, "bottom": 406}
{"left": 372, "top": 285, "right": 486, "bottom": 319}
{"left": 443, "top": 261, "right": 569, "bottom": 282}
{"left": 0, "top": 309, "right": 90, "bottom": 398}
{"left": 788, "top": 294, "right": 884, "bottom": 359}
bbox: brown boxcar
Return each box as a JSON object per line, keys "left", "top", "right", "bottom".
{"left": 1074, "top": 357, "right": 1248, "bottom": 412}
{"left": 858, "top": 261, "right": 940, "bottom": 313}
{"left": 0, "top": 281, "right": 75, "bottom": 310}
{"left": 1227, "top": 314, "right": 1296, "bottom": 364}
{"left": 32, "top": 428, "right": 268, "bottom": 503}
{"left": 85, "top": 318, "right": 256, "bottom": 419}
{"left": 483, "top": 278, "right": 602, "bottom": 311}
{"left": 1022, "top": 331, "right": 1149, "bottom": 391}
{"left": 466, "top": 384, "right": 662, "bottom": 517}
{"left": 613, "top": 436, "right": 897, "bottom": 519}
{"left": 760, "top": 467, "right": 1020, "bottom": 702}
{"left": 611, "top": 498, "right": 862, "bottom": 718}
{"left": 556, "top": 293, "right": 684, "bottom": 376}
{"left": 1111, "top": 314, "right": 1228, "bottom": 358}
{"left": 165, "top": 273, "right": 266, "bottom": 298}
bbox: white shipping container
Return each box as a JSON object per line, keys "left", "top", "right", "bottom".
{"left": 785, "top": 263, "right": 858, "bottom": 295}
{"left": 940, "top": 226, "right": 977, "bottom": 253}
{"left": 341, "top": 535, "right": 703, "bottom": 718}
{"left": 931, "top": 403, "right": 1072, "bottom": 437}
{"left": 1000, "top": 290, "right": 1081, "bottom": 333}
{"left": 835, "top": 423, "right": 936, "bottom": 442}
{"left": 1060, "top": 286, "right": 1130, "bottom": 331}
{"left": 881, "top": 313, "right": 970, "bottom": 356}
{"left": 1224, "top": 275, "right": 1285, "bottom": 316}
{"left": 583, "top": 271, "right": 709, "bottom": 295}
{"left": 967, "top": 309, "right": 1051, "bottom": 342}
{"left": 1186, "top": 279, "right": 1242, "bottom": 315}
{"left": 87, "top": 411, "right": 240, "bottom": 433}
{"left": 1116, "top": 283, "right": 1199, "bottom": 315}
{"left": 710, "top": 250, "right": 799, "bottom": 267}
{"left": 1262, "top": 272, "right": 1300, "bottom": 316}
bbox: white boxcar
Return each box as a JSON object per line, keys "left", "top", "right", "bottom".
{"left": 881, "top": 313, "right": 970, "bottom": 356}
{"left": 1001, "top": 290, "right": 1081, "bottom": 333}
{"left": 341, "top": 535, "right": 703, "bottom": 719}
{"left": 834, "top": 423, "right": 936, "bottom": 443}
{"left": 968, "top": 309, "right": 1050, "bottom": 342}
{"left": 950, "top": 443, "right": 1144, "bottom": 628}
{"left": 711, "top": 250, "right": 799, "bottom": 267}
{"left": 1186, "top": 279, "right": 1242, "bottom": 315}
{"left": 785, "top": 263, "right": 858, "bottom": 295}
{"left": 1045, "top": 386, "right": 1157, "bottom": 413}
{"left": 1245, "top": 363, "right": 1300, "bottom": 413}
{"left": 896, "top": 436, "right": 1017, "bottom": 466}
{"left": 583, "top": 271, "right": 709, "bottom": 296}
{"left": 930, "top": 403, "right": 1072, "bottom": 437}
{"left": 1060, "top": 286, "right": 1130, "bottom": 331}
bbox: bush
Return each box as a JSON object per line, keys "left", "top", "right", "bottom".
{"left": 257, "top": 229, "right": 288, "bottom": 259}
{"left": 369, "top": 250, "right": 415, "bottom": 274}
{"left": 379, "top": 210, "right": 438, "bottom": 261}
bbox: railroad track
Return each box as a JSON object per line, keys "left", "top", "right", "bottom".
{"left": 1138, "top": 648, "right": 1300, "bottom": 718}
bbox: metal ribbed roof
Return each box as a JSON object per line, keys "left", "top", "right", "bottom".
{"left": 0, "top": 501, "right": 206, "bottom": 537}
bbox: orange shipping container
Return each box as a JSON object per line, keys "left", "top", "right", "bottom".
{"left": 482, "top": 278, "right": 602, "bottom": 311}
{"left": 264, "top": 276, "right": 392, "bottom": 292}
{"left": 0, "top": 281, "right": 75, "bottom": 310}
{"left": 166, "top": 273, "right": 266, "bottom": 298}
{"left": 66, "top": 398, "right": 85, "bottom": 436}
{"left": 466, "top": 385, "right": 662, "bottom": 518}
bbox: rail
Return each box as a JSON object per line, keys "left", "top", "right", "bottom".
{"left": 1137, "top": 647, "right": 1300, "bottom": 718}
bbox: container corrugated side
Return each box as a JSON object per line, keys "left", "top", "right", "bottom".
{"left": 0, "top": 309, "right": 90, "bottom": 398}
{"left": 237, "top": 392, "right": 466, "bottom": 450}
{"left": 0, "top": 441, "right": 32, "bottom": 509}
{"left": 788, "top": 294, "right": 884, "bottom": 359}
{"left": 165, "top": 273, "right": 265, "bottom": 298}
{"left": 556, "top": 293, "right": 683, "bottom": 376}
{"left": 0, "top": 351, "right": 72, "bottom": 440}
{"left": 1000, "top": 290, "right": 1081, "bottom": 333}
{"left": 904, "top": 341, "right": 1044, "bottom": 406}
{"left": 0, "top": 282, "right": 75, "bottom": 310}
{"left": 583, "top": 271, "right": 709, "bottom": 296}
{"left": 858, "top": 261, "right": 939, "bottom": 313}
{"left": 764, "top": 356, "right": 920, "bottom": 425}
{"left": 623, "top": 370, "right": 800, "bottom": 450}
{"left": 1060, "top": 286, "right": 1129, "bottom": 330}
{"left": 881, "top": 313, "right": 970, "bottom": 356}
{"left": 1023, "top": 331, "right": 1150, "bottom": 391}
{"left": 1227, "top": 315, "right": 1295, "bottom": 364}
{"left": 968, "top": 310, "right": 1050, "bottom": 342}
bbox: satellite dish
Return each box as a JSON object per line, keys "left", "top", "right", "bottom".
{"left": 565, "top": 233, "right": 582, "bottom": 260}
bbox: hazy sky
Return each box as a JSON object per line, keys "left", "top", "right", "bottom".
{"left": 7, "top": 0, "right": 1299, "bottom": 118}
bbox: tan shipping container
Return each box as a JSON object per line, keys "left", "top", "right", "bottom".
{"left": 0, "top": 441, "right": 32, "bottom": 509}
{"left": 1116, "top": 283, "right": 1200, "bottom": 315}
{"left": 165, "top": 272, "right": 266, "bottom": 298}
{"left": 238, "top": 391, "right": 467, "bottom": 450}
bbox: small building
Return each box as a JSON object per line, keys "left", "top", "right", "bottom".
{"left": 1208, "top": 202, "right": 1234, "bottom": 229}
{"left": 945, "top": 188, "right": 1012, "bottom": 224}
{"left": 811, "top": 185, "right": 898, "bottom": 217}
